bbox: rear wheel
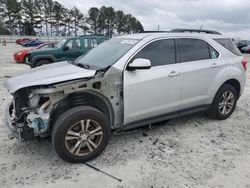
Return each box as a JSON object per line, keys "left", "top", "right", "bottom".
{"left": 208, "top": 84, "right": 237, "bottom": 120}
{"left": 52, "top": 106, "right": 110, "bottom": 163}
{"left": 35, "top": 59, "right": 51, "bottom": 67}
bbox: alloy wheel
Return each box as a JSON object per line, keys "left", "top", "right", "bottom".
{"left": 65, "top": 119, "right": 103, "bottom": 156}
{"left": 218, "top": 91, "right": 235, "bottom": 115}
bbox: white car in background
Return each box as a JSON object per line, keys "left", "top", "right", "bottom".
{"left": 4, "top": 29, "right": 247, "bottom": 163}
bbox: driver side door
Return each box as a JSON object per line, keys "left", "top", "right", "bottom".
{"left": 123, "top": 39, "right": 182, "bottom": 125}
{"left": 60, "top": 38, "right": 82, "bottom": 61}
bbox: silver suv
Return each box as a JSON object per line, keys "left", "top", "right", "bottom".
{"left": 4, "top": 30, "right": 247, "bottom": 163}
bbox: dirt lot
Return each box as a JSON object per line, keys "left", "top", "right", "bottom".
{"left": 0, "top": 43, "right": 250, "bottom": 188}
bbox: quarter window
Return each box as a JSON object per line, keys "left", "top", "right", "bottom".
{"left": 209, "top": 45, "right": 219, "bottom": 59}
{"left": 133, "top": 39, "right": 176, "bottom": 67}
{"left": 180, "top": 39, "right": 210, "bottom": 62}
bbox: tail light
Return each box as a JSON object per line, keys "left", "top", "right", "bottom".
{"left": 242, "top": 57, "right": 248, "bottom": 71}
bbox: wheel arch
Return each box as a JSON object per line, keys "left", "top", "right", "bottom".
{"left": 223, "top": 79, "right": 241, "bottom": 98}
{"left": 209, "top": 65, "right": 244, "bottom": 103}
{"left": 49, "top": 91, "right": 115, "bottom": 130}
{"left": 210, "top": 77, "right": 242, "bottom": 104}
{"left": 32, "top": 55, "right": 56, "bottom": 65}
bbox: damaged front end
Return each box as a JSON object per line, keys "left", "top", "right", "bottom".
{"left": 5, "top": 87, "right": 63, "bottom": 141}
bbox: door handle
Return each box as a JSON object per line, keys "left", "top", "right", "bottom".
{"left": 211, "top": 63, "right": 219, "bottom": 68}
{"left": 168, "top": 71, "right": 180, "bottom": 77}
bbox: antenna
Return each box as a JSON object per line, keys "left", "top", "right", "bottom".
{"left": 199, "top": 25, "right": 203, "bottom": 33}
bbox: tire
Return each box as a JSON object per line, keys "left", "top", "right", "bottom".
{"left": 35, "top": 59, "right": 51, "bottom": 67}
{"left": 52, "top": 106, "right": 110, "bottom": 163}
{"left": 208, "top": 84, "right": 238, "bottom": 120}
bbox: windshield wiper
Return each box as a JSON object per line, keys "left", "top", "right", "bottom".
{"left": 68, "top": 60, "right": 89, "bottom": 69}
{"left": 76, "top": 63, "right": 90, "bottom": 69}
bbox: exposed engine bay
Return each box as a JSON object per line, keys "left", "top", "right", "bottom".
{"left": 7, "top": 67, "right": 123, "bottom": 141}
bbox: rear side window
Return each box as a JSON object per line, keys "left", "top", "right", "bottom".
{"left": 214, "top": 38, "right": 241, "bottom": 56}
{"left": 179, "top": 39, "right": 210, "bottom": 62}
{"left": 133, "top": 39, "right": 176, "bottom": 66}
{"left": 90, "top": 39, "right": 98, "bottom": 48}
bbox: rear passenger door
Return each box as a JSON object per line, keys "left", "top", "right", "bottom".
{"left": 124, "top": 39, "right": 182, "bottom": 125}
{"left": 177, "top": 38, "right": 221, "bottom": 110}
{"left": 83, "top": 38, "right": 98, "bottom": 51}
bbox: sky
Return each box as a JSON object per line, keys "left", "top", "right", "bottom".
{"left": 57, "top": 0, "right": 250, "bottom": 39}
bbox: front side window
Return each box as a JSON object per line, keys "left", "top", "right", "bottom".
{"left": 65, "top": 39, "right": 81, "bottom": 50}
{"left": 179, "top": 38, "right": 210, "bottom": 62}
{"left": 133, "top": 39, "right": 176, "bottom": 66}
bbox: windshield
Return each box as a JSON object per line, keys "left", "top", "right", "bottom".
{"left": 76, "top": 38, "right": 139, "bottom": 70}
{"left": 56, "top": 39, "right": 66, "bottom": 48}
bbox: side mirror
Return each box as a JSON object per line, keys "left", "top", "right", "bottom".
{"left": 63, "top": 46, "right": 69, "bottom": 51}
{"left": 127, "top": 58, "right": 151, "bottom": 71}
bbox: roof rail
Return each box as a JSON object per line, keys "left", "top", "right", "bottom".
{"left": 169, "top": 29, "right": 221, "bottom": 35}
{"left": 140, "top": 31, "right": 168, "bottom": 33}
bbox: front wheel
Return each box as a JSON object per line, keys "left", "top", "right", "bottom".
{"left": 52, "top": 106, "right": 110, "bottom": 163}
{"left": 208, "top": 84, "right": 237, "bottom": 120}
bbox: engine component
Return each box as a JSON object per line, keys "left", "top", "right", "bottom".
{"left": 29, "top": 94, "right": 40, "bottom": 108}
{"left": 30, "top": 118, "right": 49, "bottom": 134}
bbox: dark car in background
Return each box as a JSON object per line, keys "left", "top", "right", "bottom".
{"left": 27, "top": 35, "right": 109, "bottom": 67}
{"left": 241, "top": 45, "right": 250, "bottom": 53}
{"left": 237, "top": 40, "right": 250, "bottom": 52}
{"left": 22, "top": 39, "right": 45, "bottom": 47}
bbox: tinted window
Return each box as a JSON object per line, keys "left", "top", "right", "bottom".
{"left": 180, "top": 39, "right": 210, "bottom": 62}
{"left": 214, "top": 38, "right": 241, "bottom": 56}
{"left": 133, "top": 39, "right": 176, "bottom": 66}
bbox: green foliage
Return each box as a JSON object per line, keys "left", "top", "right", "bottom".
{"left": 1, "top": 0, "right": 144, "bottom": 36}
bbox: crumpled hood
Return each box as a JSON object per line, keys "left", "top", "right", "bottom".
{"left": 4, "top": 61, "right": 96, "bottom": 93}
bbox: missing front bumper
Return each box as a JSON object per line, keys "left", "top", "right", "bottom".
{"left": 4, "top": 103, "right": 34, "bottom": 141}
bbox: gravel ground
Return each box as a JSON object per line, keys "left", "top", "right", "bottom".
{"left": 0, "top": 43, "right": 250, "bottom": 188}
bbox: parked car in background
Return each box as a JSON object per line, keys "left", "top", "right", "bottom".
{"left": 22, "top": 39, "right": 45, "bottom": 47}
{"left": 237, "top": 40, "right": 250, "bottom": 51}
{"left": 26, "top": 35, "right": 109, "bottom": 67}
{"left": 16, "top": 38, "right": 31, "bottom": 45}
{"left": 241, "top": 45, "right": 250, "bottom": 53}
{"left": 14, "top": 42, "right": 56, "bottom": 63}
{"left": 4, "top": 29, "right": 247, "bottom": 163}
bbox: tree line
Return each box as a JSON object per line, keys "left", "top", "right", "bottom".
{"left": 0, "top": 0, "right": 144, "bottom": 36}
